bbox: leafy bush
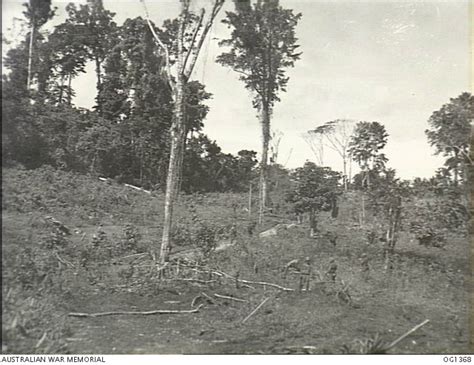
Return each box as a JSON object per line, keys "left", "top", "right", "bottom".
{"left": 171, "top": 218, "right": 223, "bottom": 258}
{"left": 120, "top": 223, "right": 142, "bottom": 252}
{"left": 2, "top": 287, "right": 70, "bottom": 353}
{"left": 404, "top": 195, "right": 469, "bottom": 248}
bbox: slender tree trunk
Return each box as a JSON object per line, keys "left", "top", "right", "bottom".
{"left": 360, "top": 193, "right": 365, "bottom": 227}
{"left": 348, "top": 157, "right": 352, "bottom": 189}
{"left": 95, "top": 57, "right": 102, "bottom": 114}
{"left": 453, "top": 150, "right": 459, "bottom": 186}
{"left": 248, "top": 182, "right": 252, "bottom": 217}
{"left": 342, "top": 155, "right": 347, "bottom": 191}
{"left": 27, "top": 24, "right": 35, "bottom": 91}
{"left": 58, "top": 74, "right": 65, "bottom": 104}
{"left": 140, "top": 140, "right": 144, "bottom": 185}
{"left": 309, "top": 209, "right": 317, "bottom": 237}
{"left": 176, "top": 133, "right": 187, "bottom": 197}
{"left": 67, "top": 74, "right": 73, "bottom": 105}
{"left": 160, "top": 8, "right": 186, "bottom": 265}
{"left": 258, "top": 102, "right": 270, "bottom": 225}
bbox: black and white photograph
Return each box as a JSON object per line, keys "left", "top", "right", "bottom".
{"left": 1, "top": 0, "right": 472, "bottom": 357}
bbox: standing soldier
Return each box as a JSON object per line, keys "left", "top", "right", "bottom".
{"left": 360, "top": 252, "right": 370, "bottom": 276}
{"left": 303, "top": 256, "right": 312, "bottom": 290}
{"left": 229, "top": 223, "right": 238, "bottom": 244}
{"left": 247, "top": 221, "right": 257, "bottom": 236}
{"left": 326, "top": 258, "right": 337, "bottom": 282}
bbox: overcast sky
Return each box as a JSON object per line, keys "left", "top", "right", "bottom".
{"left": 2, "top": 0, "right": 471, "bottom": 179}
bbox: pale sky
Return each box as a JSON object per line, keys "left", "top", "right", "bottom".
{"left": 2, "top": 0, "right": 471, "bottom": 179}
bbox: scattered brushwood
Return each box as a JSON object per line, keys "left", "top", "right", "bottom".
{"left": 150, "top": 258, "right": 296, "bottom": 292}
{"left": 341, "top": 319, "right": 430, "bottom": 354}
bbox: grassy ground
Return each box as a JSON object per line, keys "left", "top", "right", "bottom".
{"left": 2, "top": 166, "right": 471, "bottom": 354}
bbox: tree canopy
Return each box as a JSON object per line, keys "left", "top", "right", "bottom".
{"left": 425, "top": 92, "right": 473, "bottom": 185}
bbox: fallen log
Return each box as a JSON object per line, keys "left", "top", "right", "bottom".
{"left": 124, "top": 183, "right": 151, "bottom": 194}
{"left": 68, "top": 304, "right": 203, "bottom": 318}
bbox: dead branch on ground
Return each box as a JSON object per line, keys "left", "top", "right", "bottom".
{"left": 68, "top": 304, "right": 204, "bottom": 318}
{"left": 214, "top": 293, "right": 248, "bottom": 303}
{"left": 386, "top": 319, "right": 430, "bottom": 351}
{"left": 242, "top": 297, "right": 270, "bottom": 324}
{"left": 214, "top": 269, "right": 293, "bottom": 291}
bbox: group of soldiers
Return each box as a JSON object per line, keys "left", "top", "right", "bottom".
{"left": 283, "top": 252, "right": 370, "bottom": 284}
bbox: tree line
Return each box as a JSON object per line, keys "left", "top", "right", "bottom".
{"left": 2, "top": 0, "right": 258, "bottom": 194}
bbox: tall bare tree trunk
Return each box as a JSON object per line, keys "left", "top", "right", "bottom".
{"left": 309, "top": 209, "right": 317, "bottom": 237}
{"left": 160, "top": 7, "right": 186, "bottom": 265}
{"left": 258, "top": 102, "right": 270, "bottom": 225}
{"left": 95, "top": 57, "right": 102, "bottom": 114}
{"left": 348, "top": 156, "right": 352, "bottom": 189}
{"left": 248, "top": 182, "right": 252, "bottom": 217}
{"left": 342, "top": 155, "right": 348, "bottom": 191}
{"left": 176, "top": 133, "right": 187, "bottom": 197}
{"left": 453, "top": 150, "right": 459, "bottom": 186}
{"left": 67, "top": 74, "right": 73, "bottom": 105}
{"left": 58, "top": 74, "right": 65, "bottom": 104}
{"left": 27, "top": 25, "right": 35, "bottom": 91}
{"left": 360, "top": 193, "right": 365, "bottom": 227}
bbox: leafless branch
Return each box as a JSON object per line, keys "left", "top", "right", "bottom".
{"left": 242, "top": 297, "right": 270, "bottom": 323}
{"left": 183, "top": 0, "right": 224, "bottom": 79}
{"left": 175, "top": 278, "right": 217, "bottom": 284}
{"left": 386, "top": 319, "right": 430, "bottom": 350}
{"left": 214, "top": 269, "right": 295, "bottom": 291}
{"left": 68, "top": 304, "right": 204, "bottom": 318}
{"left": 140, "top": 0, "right": 174, "bottom": 89}
{"left": 182, "top": 8, "right": 205, "bottom": 72}
{"left": 214, "top": 293, "right": 249, "bottom": 303}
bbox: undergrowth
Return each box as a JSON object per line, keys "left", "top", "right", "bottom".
{"left": 1, "top": 167, "right": 470, "bottom": 354}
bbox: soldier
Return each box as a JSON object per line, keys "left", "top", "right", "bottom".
{"left": 325, "top": 231, "right": 337, "bottom": 246}
{"left": 229, "top": 223, "right": 238, "bottom": 244}
{"left": 360, "top": 252, "right": 369, "bottom": 274}
{"left": 303, "top": 256, "right": 312, "bottom": 268}
{"left": 302, "top": 256, "right": 312, "bottom": 290}
{"left": 326, "top": 258, "right": 337, "bottom": 282}
{"left": 247, "top": 221, "right": 257, "bottom": 236}
{"left": 44, "top": 216, "right": 71, "bottom": 236}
